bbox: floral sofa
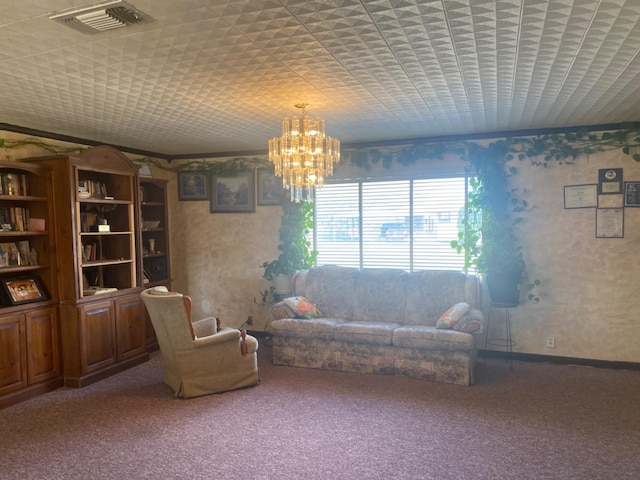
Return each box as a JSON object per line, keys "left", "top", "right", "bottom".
{"left": 266, "top": 266, "right": 485, "bottom": 386}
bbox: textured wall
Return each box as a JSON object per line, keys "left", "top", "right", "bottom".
{"left": 4, "top": 130, "right": 639, "bottom": 362}
{"left": 164, "top": 147, "right": 640, "bottom": 363}
{"left": 161, "top": 159, "right": 281, "bottom": 332}
{"left": 503, "top": 148, "right": 640, "bottom": 362}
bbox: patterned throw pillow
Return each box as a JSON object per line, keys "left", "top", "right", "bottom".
{"left": 436, "top": 302, "right": 471, "bottom": 329}
{"left": 451, "top": 309, "right": 484, "bottom": 334}
{"left": 283, "top": 296, "right": 322, "bottom": 319}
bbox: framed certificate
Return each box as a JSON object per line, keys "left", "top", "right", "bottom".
{"left": 624, "top": 182, "right": 640, "bottom": 206}
{"left": 564, "top": 184, "right": 597, "bottom": 209}
{"left": 595, "top": 208, "right": 624, "bottom": 238}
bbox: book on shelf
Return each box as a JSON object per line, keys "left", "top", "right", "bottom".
{"left": 78, "top": 179, "right": 108, "bottom": 199}
{"left": 0, "top": 207, "right": 30, "bottom": 231}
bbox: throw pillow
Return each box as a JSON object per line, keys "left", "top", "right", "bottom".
{"left": 451, "top": 309, "right": 484, "bottom": 334}
{"left": 436, "top": 302, "right": 471, "bottom": 329}
{"left": 283, "top": 296, "right": 322, "bottom": 319}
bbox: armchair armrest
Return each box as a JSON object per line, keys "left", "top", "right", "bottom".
{"left": 193, "top": 328, "right": 240, "bottom": 348}
{"left": 192, "top": 317, "right": 219, "bottom": 338}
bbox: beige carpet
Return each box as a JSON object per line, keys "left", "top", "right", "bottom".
{"left": 1, "top": 345, "right": 639, "bottom": 480}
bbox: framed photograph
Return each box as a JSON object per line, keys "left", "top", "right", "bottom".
{"left": 595, "top": 208, "right": 624, "bottom": 238}
{"left": 257, "top": 169, "right": 285, "bottom": 206}
{"left": 624, "top": 181, "right": 640, "bottom": 206}
{"left": 178, "top": 172, "right": 209, "bottom": 201}
{"left": 564, "top": 184, "right": 597, "bottom": 209}
{"left": 1, "top": 275, "right": 48, "bottom": 305}
{"left": 210, "top": 172, "right": 255, "bottom": 213}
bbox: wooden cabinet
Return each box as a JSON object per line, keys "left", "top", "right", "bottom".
{"left": 24, "top": 146, "right": 148, "bottom": 388}
{"left": 0, "top": 162, "right": 61, "bottom": 409}
{"left": 140, "top": 178, "right": 171, "bottom": 349}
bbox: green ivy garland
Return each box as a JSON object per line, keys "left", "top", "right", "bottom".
{"left": 342, "top": 123, "right": 640, "bottom": 169}
{"left": 3, "top": 125, "right": 639, "bottom": 283}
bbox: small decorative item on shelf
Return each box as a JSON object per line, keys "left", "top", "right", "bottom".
{"left": 143, "top": 220, "right": 160, "bottom": 229}
{"left": 28, "top": 217, "right": 45, "bottom": 231}
{"left": 0, "top": 173, "right": 27, "bottom": 196}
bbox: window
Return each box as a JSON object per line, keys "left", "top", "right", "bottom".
{"left": 314, "top": 175, "right": 472, "bottom": 272}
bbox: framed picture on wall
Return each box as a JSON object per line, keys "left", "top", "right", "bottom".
{"left": 1, "top": 275, "right": 48, "bottom": 305}
{"left": 595, "top": 208, "right": 624, "bottom": 238}
{"left": 210, "top": 172, "right": 255, "bottom": 213}
{"left": 563, "top": 184, "right": 597, "bottom": 209}
{"left": 178, "top": 172, "right": 208, "bottom": 201}
{"left": 624, "top": 181, "right": 640, "bottom": 206}
{"left": 257, "top": 168, "right": 285, "bottom": 206}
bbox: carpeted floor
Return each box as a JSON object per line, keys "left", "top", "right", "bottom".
{"left": 1, "top": 345, "right": 639, "bottom": 480}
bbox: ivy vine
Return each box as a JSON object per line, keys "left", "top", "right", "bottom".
{"left": 342, "top": 123, "right": 640, "bottom": 169}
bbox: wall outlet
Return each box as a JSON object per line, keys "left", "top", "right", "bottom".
{"left": 247, "top": 316, "right": 253, "bottom": 326}
{"left": 546, "top": 336, "right": 555, "bottom": 348}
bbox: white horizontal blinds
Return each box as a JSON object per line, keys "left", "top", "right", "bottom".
{"left": 315, "top": 183, "right": 361, "bottom": 267}
{"left": 412, "top": 177, "right": 468, "bottom": 271}
{"left": 361, "top": 180, "right": 411, "bottom": 269}
{"left": 314, "top": 175, "right": 470, "bottom": 272}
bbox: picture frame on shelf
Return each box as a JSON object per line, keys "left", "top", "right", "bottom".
{"left": 178, "top": 172, "right": 209, "bottom": 201}
{"left": 210, "top": 172, "right": 255, "bottom": 213}
{"left": 257, "top": 168, "right": 285, "bottom": 206}
{"left": 1, "top": 275, "right": 48, "bottom": 305}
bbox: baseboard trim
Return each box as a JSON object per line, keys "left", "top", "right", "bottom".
{"left": 479, "top": 349, "right": 640, "bottom": 371}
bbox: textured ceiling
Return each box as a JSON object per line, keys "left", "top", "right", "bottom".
{"left": 0, "top": 0, "right": 639, "bottom": 157}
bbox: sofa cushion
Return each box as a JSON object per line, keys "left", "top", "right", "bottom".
{"left": 334, "top": 321, "right": 400, "bottom": 345}
{"left": 405, "top": 271, "right": 471, "bottom": 326}
{"left": 392, "top": 326, "right": 474, "bottom": 351}
{"left": 268, "top": 318, "right": 342, "bottom": 340}
{"left": 352, "top": 269, "right": 407, "bottom": 324}
{"left": 298, "top": 265, "right": 358, "bottom": 319}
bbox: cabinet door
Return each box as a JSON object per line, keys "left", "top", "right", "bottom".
{"left": 26, "top": 306, "right": 60, "bottom": 384}
{"left": 0, "top": 314, "right": 27, "bottom": 395}
{"left": 79, "top": 300, "right": 116, "bottom": 373}
{"left": 115, "top": 294, "right": 145, "bottom": 361}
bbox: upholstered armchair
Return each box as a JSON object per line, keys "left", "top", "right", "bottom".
{"left": 141, "top": 287, "right": 260, "bottom": 398}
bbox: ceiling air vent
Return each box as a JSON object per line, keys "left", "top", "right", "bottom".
{"left": 49, "top": 1, "right": 152, "bottom": 34}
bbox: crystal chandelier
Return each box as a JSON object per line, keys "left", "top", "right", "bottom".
{"left": 268, "top": 103, "right": 340, "bottom": 202}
